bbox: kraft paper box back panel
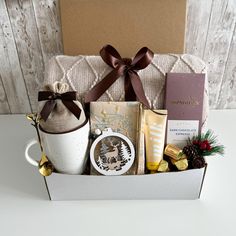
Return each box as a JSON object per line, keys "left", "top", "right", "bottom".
{"left": 59, "top": 0, "right": 186, "bottom": 56}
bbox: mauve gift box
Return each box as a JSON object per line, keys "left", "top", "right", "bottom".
{"left": 165, "top": 73, "right": 205, "bottom": 148}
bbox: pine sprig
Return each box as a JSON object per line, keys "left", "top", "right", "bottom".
{"left": 188, "top": 129, "right": 225, "bottom": 157}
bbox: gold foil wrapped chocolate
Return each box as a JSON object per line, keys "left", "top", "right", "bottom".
{"left": 164, "top": 144, "right": 188, "bottom": 171}
{"left": 164, "top": 144, "right": 187, "bottom": 160}
{"left": 170, "top": 158, "right": 188, "bottom": 171}
{"left": 157, "top": 160, "right": 169, "bottom": 172}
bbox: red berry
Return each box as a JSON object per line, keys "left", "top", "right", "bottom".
{"left": 193, "top": 140, "right": 198, "bottom": 145}
{"left": 203, "top": 140, "right": 209, "bottom": 145}
{"left": 206, "top": 144, "right": 211, "bottom": 150}
{"left": 200, "top": 142, "right": 207, "bottom": 150}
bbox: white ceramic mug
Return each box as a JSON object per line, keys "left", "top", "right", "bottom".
{"left": 25, "top": 120, "right": 90, "bottom": 174}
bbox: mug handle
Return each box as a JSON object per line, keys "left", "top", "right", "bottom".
{"left": 25, "top": 139, "right": 40, "bottom": 167}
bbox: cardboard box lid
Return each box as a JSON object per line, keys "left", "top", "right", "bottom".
{"left": 60, "top": 0, "right": 186, "bottom": 57}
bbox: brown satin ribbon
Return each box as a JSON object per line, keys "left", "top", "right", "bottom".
{"left": 85, "top": 45, "right": 154, "bottom": 108}
{"left": 38, "top": 91, "right": 81, "bottom": 121}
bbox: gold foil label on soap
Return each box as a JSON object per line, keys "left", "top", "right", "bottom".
{"left": 90, "top": 102, "right": 139, "bottom": 144}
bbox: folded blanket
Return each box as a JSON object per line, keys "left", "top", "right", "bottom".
{"left": 43, "top": 53, "right": 208, "bottom": 129}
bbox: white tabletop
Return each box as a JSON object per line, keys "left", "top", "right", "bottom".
{"left": 0, "top": 110, "right": 235, "bottom": 236}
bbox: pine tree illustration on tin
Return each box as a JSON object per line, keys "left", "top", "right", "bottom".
{"left": 120, "top": 141, "right": 131, "bottom": 166}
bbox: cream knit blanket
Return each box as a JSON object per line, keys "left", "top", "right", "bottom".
{"left": 43, "top": 54, "right": 209, "bottom": 128}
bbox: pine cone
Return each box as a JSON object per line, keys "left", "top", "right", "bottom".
{"left": 183, "top": 145, "right": 199, "bottom": 160}
{"left": 192, "top": 156, "right": 205, "bottom": 169}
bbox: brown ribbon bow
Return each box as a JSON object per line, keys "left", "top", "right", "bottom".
{"left": 85, "top": 45, "right": 154, "bottom": 108}
{"left": 38, "top": 91, "right": 81, "bottom": 121}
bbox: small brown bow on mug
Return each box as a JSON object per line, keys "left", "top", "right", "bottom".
{"left": 85, "top": 45, "right": 154, "bottom": 108}
{"left": 38, "top": 91, "right": 81, "bottom": 121}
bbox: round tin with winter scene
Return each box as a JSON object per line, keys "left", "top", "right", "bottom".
{"left": 90, "top": 128, "right": 135, "bottom": 175}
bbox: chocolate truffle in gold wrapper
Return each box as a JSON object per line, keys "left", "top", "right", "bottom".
{"left": 157, "top": 159, "right": 169, "bottom": 172}
{"left": 164, "top": 144, "right": 187, "bottom": 160}
{"left": 171, "top": 158, "right": 188, "bottom": 171}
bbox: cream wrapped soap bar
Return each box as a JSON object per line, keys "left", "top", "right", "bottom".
{"left": 90, "top": 102, "right": 143, "bottom": 175}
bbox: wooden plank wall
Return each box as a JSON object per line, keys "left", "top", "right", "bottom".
{"left": 185, "top": 0, "right": 236, "bottom": 109}
{"left": 0, "top": 0, "right": 62, "bottom": 113}
{"left": 0, "top": 0, "right": 235, "bottom": 114}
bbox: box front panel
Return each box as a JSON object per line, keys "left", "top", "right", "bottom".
{"left": 45, "top": 167, "right": 206, "bottom": 200}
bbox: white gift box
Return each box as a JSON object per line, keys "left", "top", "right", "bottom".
{"left": 38, "top": 53, "right": 209, "bottom": 201}
{"left": 44, "top": 166, "right": 207, "bottom": 200}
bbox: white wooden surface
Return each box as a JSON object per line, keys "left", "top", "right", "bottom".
{"left": 0, "top": 110, "right": 235, "bottom": 236}
{"left": 0, "top": 0, "right": 236, "bottom": 113}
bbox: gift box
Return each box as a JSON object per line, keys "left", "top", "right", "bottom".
{"left": 21, "top": 0, "right": 221, "bottom": 200}
{"left": 38, "top": 99, "right": 207, "bottom": 200}
{"left": 27, "top": 96, "right": 208, "bottom": 200}
{"left": 59, "top": 0, "right": 187, "bottom": 56}
{"left": 34, "top": 48, "right": 210, "bottom": 200}
{"left": 43, "top": 166, "right": 207, "bottom": 200}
